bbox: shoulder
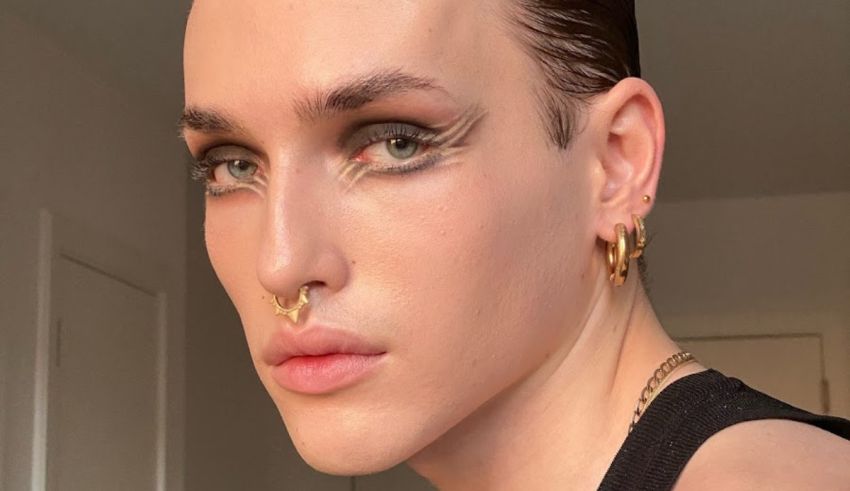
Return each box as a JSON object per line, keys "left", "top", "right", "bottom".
{"left": 672, "top": 418, "right": 850, "bottom": 491}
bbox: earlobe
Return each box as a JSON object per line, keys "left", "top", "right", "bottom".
{"left": 593, "top": 77, "right": 665, "bottom": 241}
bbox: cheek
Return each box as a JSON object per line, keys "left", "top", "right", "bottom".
{"left": 203, "top": 196, "right": 264, "bottom": 321}
{"left": 368, "top": 147, "right": 591, "bottom": 404}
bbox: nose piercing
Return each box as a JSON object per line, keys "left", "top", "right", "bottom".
{"left": 271, "top": 285, "right": 310, "bottom": 324}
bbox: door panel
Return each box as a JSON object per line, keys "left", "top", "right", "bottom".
{"left": 47, "top": 256, "right": 159, "bottom": 491}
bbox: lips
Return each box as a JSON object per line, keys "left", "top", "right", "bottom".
{"left": 263, "top": 324, "right": 386, "bottom": 394}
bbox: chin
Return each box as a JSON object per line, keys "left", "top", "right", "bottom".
{"left": 274, "top": 402, "right": 425, "bottom": 476}
{"left": 297, "top": 445, "right": 404, "bottom": 476}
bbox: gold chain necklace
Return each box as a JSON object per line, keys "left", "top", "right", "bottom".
{"left": 628, "top": 351, "right": 696, "bottom": 434}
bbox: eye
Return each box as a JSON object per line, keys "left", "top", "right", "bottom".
{"left": 358, "top": 136, "right": 426, "bottom": 165}
{"left": 189, "top": 145, "right": 263, "bottom": 197}
{"left": 213, "top": 158, "right": 258, "bottom": 183}
{"left": 345, "top": 122, "right": 441, "bottom": 175}
{"left": 386, "top": 138, "right": 419, "bottom": 159}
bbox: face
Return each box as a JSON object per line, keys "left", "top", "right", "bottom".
{"left": 183, "top": 0, "right": 601, "bottom": 475}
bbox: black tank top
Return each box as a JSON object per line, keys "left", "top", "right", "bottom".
{"left": 597, "top": 368, "right": 850, "bottom": 490}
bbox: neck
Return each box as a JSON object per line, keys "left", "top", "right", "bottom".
{"left": 407, "top": 267, "right": 698, "bottom": 490}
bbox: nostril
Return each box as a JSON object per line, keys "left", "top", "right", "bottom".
{"left": 300, "top": 280, "right": 326, "bottom": 302}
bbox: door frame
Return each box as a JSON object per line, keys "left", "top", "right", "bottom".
{"left": 32, "top": 209, "right": 176, "bottom": 491}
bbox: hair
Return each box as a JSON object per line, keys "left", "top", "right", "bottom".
{"left": 507, "top": 0, "right": 648, "bottom": 284}
{"left": 508, "top": 0, "right": 641, "bottom": 147}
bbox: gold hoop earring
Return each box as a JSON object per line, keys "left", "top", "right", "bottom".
{"left": 630, "top": 214, "right": 646, "bottom": 259}
{"left": 607, "top": 223, "right": 630, "bottom": 286}
{"left": 271, "top": 285, "right": 310, "bottom": 324}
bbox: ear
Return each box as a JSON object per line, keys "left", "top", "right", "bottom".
{"left": 588, "top": 77, "right": 665, "bottom": 243}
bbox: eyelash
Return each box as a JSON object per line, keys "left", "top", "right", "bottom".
{"left": 187, "top": 158, "right": 236, "bottom": 197}
{"left": 190, "top": 122, "right": 444, "bottom": 197}
{"left": 346, "top": 123, "right": 442, "bottom": 172}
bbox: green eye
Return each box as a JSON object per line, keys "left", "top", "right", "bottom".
{"left": 227, "top": 159, "right": 257, "bottom": 180}
{"left": 386, "top": 138, "right": 419, "bottom": 159}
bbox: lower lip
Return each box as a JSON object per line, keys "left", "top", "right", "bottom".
{"left": 270, "top": 353, "right": 386, "bottom": 395}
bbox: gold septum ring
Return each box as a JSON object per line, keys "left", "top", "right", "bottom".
{"left": 271, "top": 285, "right": 310, "bottom": 324}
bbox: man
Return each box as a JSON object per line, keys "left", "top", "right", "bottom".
{"left": 181, "top": 1, "right": 850, "bottom": 488}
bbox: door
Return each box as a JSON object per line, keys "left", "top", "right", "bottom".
{"left": 46, "top": 255, "right": 160, "bottom": 491}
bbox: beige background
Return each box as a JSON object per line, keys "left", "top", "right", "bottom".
{"left": 1, "top": 1, "right": 848, "bottom": 490}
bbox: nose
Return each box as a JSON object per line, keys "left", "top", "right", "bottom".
{"left": 255, "top": 157, "right": 349, "bottom": 308}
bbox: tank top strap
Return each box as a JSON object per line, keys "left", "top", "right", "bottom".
{"left": 597, "top": 368, "right": 850, "bottom": 490}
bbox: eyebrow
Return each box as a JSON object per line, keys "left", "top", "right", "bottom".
{"left": 293, "top": 69, "right": 447, "bottom": 122}
{"left": 179, "top": 69, "right": 449, "bottom": 135}
{"left": 178, "top": 107, "right": 240, "bottom": 135}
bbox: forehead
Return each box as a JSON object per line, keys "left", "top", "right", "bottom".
{"left": 183, "top": 0, "right": 519, "bottom": 109}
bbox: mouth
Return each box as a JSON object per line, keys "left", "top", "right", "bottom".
{"left": 271, "top": 352, "right": 387, "bottom": 395}
{"left": 263, "top": 324, "right": 387, "bottom": 395}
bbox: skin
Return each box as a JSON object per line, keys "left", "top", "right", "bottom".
{"left": 182, "top": 0, "right": 850, "bottom": 488}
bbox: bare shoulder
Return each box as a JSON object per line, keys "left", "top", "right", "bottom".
{"left": 672, "top": 419, "right": 850, "bottom": 491}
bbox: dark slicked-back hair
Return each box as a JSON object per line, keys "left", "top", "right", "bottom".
{"left": 507, "top": 1, "right": 647, "bottom": 283}
{"left": 508, "top": 0, "right": 641, "bottom": 148}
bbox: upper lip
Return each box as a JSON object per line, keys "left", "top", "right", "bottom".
{"left": 262, "top": 323, "right": 386, "bottom": 366}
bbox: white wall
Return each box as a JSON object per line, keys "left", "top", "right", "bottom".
{"left": 637, "top": 0, "right": 850, "bottom": 200}
{"left": 647, "top": 192, "right": 850, "bottom": 417}
{"left": 0, "top": 12, "right": 186, "bottom": 490}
